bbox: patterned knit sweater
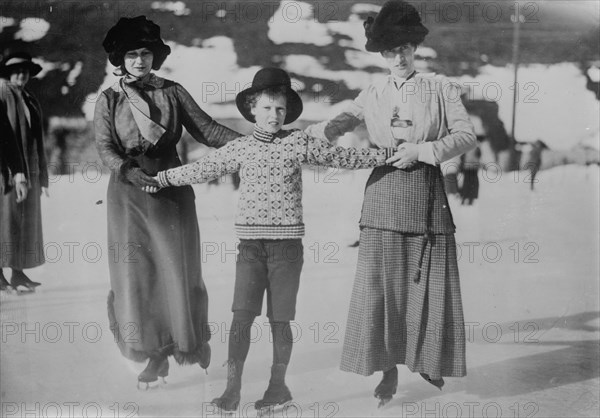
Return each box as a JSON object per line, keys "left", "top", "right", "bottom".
{"left": 158, "top": 127, "right": 395, "bottom": 239}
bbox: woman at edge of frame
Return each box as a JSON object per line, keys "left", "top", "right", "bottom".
{"left": 0, "top": 52, "right": 48, "bottom": 292}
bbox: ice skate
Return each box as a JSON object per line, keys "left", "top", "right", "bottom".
{"left": 255, "top": 364, "right": 293, "bottom": 416}
{"left": 0, "top": 271, "right": 11, "bottom": 291}
{"left": 10, "top": 271, "right": 40, "bottom": 291}
{"left": 374, "top": 366, "right": 398, "bottom": 408}
{"left": 420, "top": 373, "right": 444, "bottom": 390}
{"left": 211, "top": 360, "right": 244, "bottom": 413}
{"left": 137, "top": 356, "right": 169, "bottom": 390}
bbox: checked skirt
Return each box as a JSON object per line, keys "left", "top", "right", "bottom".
{"left": 340, "top": 228, "right": 466, "bottom": 380}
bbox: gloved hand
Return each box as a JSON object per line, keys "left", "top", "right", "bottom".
{"left": 120, "top": 161, "right": 159, "bottom": 189}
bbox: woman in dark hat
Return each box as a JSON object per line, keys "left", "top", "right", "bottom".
{"left": 0, "top": 52, "right": 47, "bottom": 292}
{"left": 306, "top": 0, "right": 477, "bottom": 406}
{"left": 94, "top": 16, "right": 240, "bottom": 388}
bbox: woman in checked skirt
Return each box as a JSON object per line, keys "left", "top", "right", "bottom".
{"left": 306, "top": 0, "right": 477, "bottom": 406}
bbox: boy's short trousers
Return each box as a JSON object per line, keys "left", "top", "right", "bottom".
{"left": 232, "top": 238, "right": 304, "bottom": 321}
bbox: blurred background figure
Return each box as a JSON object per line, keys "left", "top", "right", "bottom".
{"left": 458, "top": 146, "right": 482, "bottom": 205}
{"left": 527, "top": 139, "right": 548, "bottom": 191}
{"left": 0, "top": 52, "right": 48, "bottom": 292}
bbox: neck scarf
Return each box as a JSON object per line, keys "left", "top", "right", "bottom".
{"left": 119, "top": 72, "right": 166, "bottom": 145}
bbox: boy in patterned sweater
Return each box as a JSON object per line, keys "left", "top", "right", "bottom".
{"left": 154, "top": 68, "right": 398, "bottom": 413}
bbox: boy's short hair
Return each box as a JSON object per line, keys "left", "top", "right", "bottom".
{"left": 243, "top": 86, "right": 288, "bottom": 115}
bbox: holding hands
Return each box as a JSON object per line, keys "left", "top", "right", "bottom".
{"left": 143, "top": 180, "right": 160, "bottom": 194}
{"left": 120, "top": 161, "right": 161, "bottom": 193}
{"left": 387, "top": 142, "right": 418, "bottom": 169}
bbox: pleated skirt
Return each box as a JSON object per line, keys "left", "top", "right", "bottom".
{"left": 340, "top": 228, "right": 466, "bottom": 380}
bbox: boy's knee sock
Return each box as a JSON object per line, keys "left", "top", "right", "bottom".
{"left": 229, "top": 310, "right": 256, "bottom": 362}
{"left": 270, "top": 321, "right": 293, "bottom": 365}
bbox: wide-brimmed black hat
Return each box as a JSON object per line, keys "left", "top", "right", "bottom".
{"left": 236, "top": 68, "right": 303, "bottom": 124}
{"left": 0, "top": 52, "right": 42, "bottom": 78}
{"left": 364, "top": 0, "right": 429, "bottom": 52}
{"left": 102, "top": 16, "right": 171, "bottom": 69}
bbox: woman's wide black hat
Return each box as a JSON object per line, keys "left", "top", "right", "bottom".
{"left": 102, "top": 16, "right": 171, "bottom": 69}
{"left": 364, "top": 0, "right": 429, "bottom": 52}
{"left": 236, "top": 67, "right": 303, "bottom": 125}
{"left": 0, "top": 52, "right": 42, "bottom": 78}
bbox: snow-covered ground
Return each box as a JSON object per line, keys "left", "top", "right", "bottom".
{"left": 1, "top": 164, "right": 599, "bottom": 417}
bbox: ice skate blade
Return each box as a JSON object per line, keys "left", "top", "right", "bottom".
{"left": 256, "top": 400, "right": 293, "bottom": 417}
{"left": 136, "top": 380, "right": 162, "bottom": 391}
{"left": 377, "top": 396, "right": 393, "bottom": 409}
{"left": 210, "top": 403, "right": 238, "bottom": 416}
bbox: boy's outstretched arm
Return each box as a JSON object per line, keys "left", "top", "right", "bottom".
{"left": 297, "top": 131, "right": 396, "bottom": 170}
{"left": 156, "top": 140, "right": 241, "bottom": 188}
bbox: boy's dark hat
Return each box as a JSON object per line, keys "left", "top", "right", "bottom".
{"left": 102, "top": 16, "right": 171, "bottom": 69}
{"left": 364, "top": 0, "right": 429, "bottom": 52}
{"left": 0, "top": 52, "right": 42, "bottom": 78}
{"left": 236, "top": 67, "right": 303, "bottom": 124}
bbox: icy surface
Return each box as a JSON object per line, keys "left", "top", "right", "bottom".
{"left": 1, "top": 164, "right": 599, "bottom": 417}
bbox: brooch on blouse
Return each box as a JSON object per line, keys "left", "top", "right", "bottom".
{"left": 390, "top": 106, "right": 412, "bottom": 144}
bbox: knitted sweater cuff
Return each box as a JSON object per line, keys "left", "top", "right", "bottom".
{"left": 157, "top": 171, "right": 172, "bottom": 188}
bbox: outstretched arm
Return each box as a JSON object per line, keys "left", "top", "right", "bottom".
{"left": 304, "top": 90, "right": 367, "bottom": 141}
{"left": 176, "top": 84, "right": 241, "bottom": 148}
{"left": 156, "top": 140, "right": 241, "bottom": 187}
{"left": 297, "top": 131, "right": 395, "bottom": 170}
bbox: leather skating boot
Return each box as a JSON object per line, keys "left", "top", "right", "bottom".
{"left": 137, "top": 356, "right": 169, "bottom": 390}
{"left": 0, "top": 271, "right": 11, "bottom": 291}
{"left": 255, "top": 363, "right": 292, "bottom": 414}
{"left": 420, "top": 373, "right": 444, "bottom": 390}
{"left": 10, "top": 270, "right": 40, "bottom": 291}
{"left": 211, "top": 360, "right": 244, "bottom": 412}
{"left": 374, "top": 366, "right": 398, "bottom": 408}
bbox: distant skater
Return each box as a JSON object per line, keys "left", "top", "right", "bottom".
{"left": 459, "top": 147, "right": 481, "bottom": 205}
{"left": 0, "top": 52, "right": 48, "bottom": 292}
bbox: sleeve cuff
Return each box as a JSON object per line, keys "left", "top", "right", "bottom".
{"left": 417, "top": 142, "right": 437, "bottom": 166}
{"left": 157, "top": 171, "right": 172, "bottom": 188}
{"left": 385, "top": 147, "right": 395, "bottom": 161}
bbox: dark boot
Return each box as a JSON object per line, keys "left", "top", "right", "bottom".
{"left": 212, "top": 360, "right": 244, "bottom": 412}
{"left": 0, "top": 271, "right": 11, "bottom": 291}
{"left": 137, "top": 356, "right": 169, "bottom": 389}
{"left": 374, "top": 366, "right": 398, "bottom": 407}
{"left": 255, "top": 363, "right": 292, "bottom": 410}
{"left": 420, "top": 373, "right": 444, "bottom": 390}
{"left": 10, "top": 270, "right": 41, "bottom": 290}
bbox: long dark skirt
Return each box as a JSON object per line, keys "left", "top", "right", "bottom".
{"left": 0, "top": 175, "right": 44, "bottom": 269}
{"left": 340, "top": 228, "right": 466, "bottom": 379}
{"left": 106, "top": 172, "right": 209, "bottom": 364}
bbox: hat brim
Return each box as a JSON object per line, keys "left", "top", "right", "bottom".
{"left": 236, "top": 85, "right": 303, "bottom": 125}
{"left": 0, "top": 61, "right": 42, "bottom": 78}
{"left": 365, "top": 27, "right": 428, "bottom": 52}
